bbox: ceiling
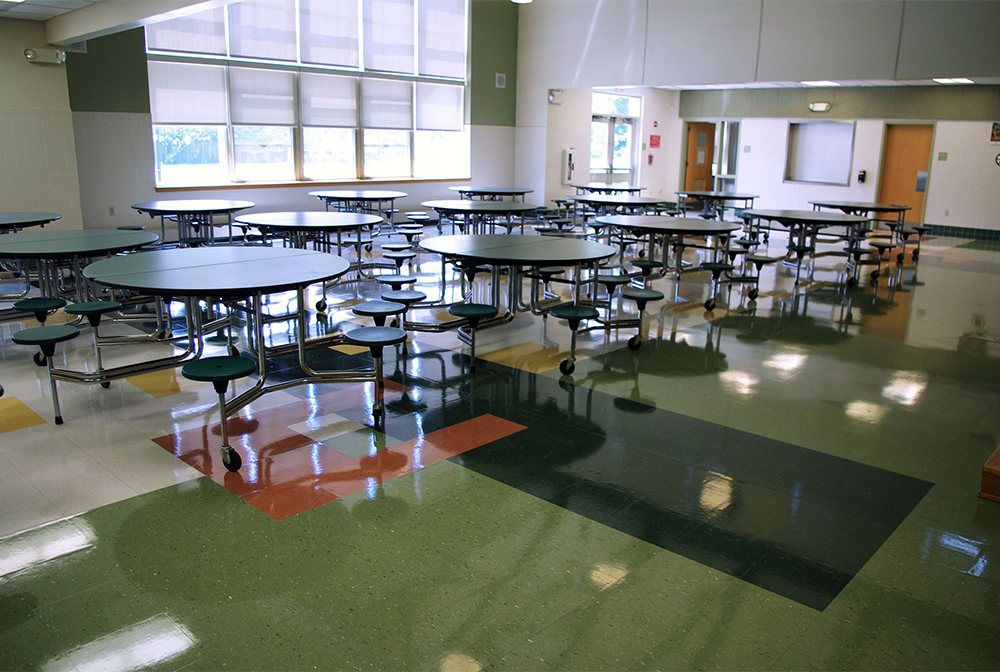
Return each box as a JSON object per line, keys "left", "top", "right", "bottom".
{"left": 0, "top": 0, "right": 98, "bottom": 22}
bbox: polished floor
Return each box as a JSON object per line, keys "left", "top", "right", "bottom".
{"left": 1, "top": 226, "right": 1000, "bottom": 671}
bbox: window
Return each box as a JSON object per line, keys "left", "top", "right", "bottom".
{"left": 785, "top": 121, "right": 855, "bottom": 185}
{"left": 590, "top": 92, "right": 640, "bottom": 184}
{"left": 145, "top": 0, "right": 469, "bottom": 187}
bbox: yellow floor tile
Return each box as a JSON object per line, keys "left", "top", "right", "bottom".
{"left": 127, "top": 368, "right": 182, "bottom": 398}
{"left": 479, "top": 342, "right": 570, "bottom": 374}
{"left": 331, "top": 344, "right": 371, "bottom": 356}
{"left": 0, "top": 396, "right": 47, "bottom": 433}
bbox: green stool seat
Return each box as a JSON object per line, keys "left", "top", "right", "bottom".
{"left": 345, "top": 326, "right": 407, "bottom": 425}
{"left": 869, "top": 240, "right": 895, "bottom": 251}
{"left": 12, "top": 324, "right": 80, "bottom": 348}
{"left": 383, "top": 250, "right": 417, "bottom": 271}
{"left": 597, "top": 273, "right": 632, "bottom": 286}
{"left": 700, "top": 262, "right": 735, "bottom": 273}
{"left": 631, "top": 259, "right": 663, "bottom": 274}
{"left": 381, "top": 290, "right": 426, "bottom": 306}
{"left": 117, "top": 225, "right": 145, "bottom": 231}
{"left": 353, "top": 300, "right": 406, "bottom": 327}
{"left": 13, "top": 297, "right": 67, "bottom": 323}
{"left": 181, "top": 355, "right": 257, "bottom": 472}
{"left": 448, "top": 303, "right": 498, "bottom": 373}
{"left": 700, "top": 262, "right": 735, "bottom": 311}
{"left": 12, "top": 325, "right": 80, "bottom": 425}
{"left": 381, "top": 242, "right": 413, "bottom": 252}
{"left": 375, "top": 275, "right": 417, "bottom": 291}
{"left": 179, "top": 236, "right": 211, "bottom": 247}
{"left": 65, "top": 300, "right": 122, "bottom": 325}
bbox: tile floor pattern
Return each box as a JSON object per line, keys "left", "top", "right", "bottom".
{"left": 1, "top": 229, "right": 1000, "bottom": 670}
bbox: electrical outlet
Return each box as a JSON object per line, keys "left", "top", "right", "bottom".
{"left": 945, "top": 210, "right": 949, "bottom": 217}
{"left": 108, "top": 206, "right": 115, "bottom": 216}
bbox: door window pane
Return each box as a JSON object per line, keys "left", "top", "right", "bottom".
{"left": 304, "top": 128, "right": 356, "bottom": 179}
{"left": 153, "top": 125, "right": 228, "bottom": 187}
{"left": 612, "top": 123, "right": 633, "bottom": 171}
{"left": 363, "top": 129, "right": 410, "bottom": 178}
{"left": 233, "top": 126, "right": 294, "bottom": 182}
{"left": 591, "top": 121, "right": 609, "bottom": 171}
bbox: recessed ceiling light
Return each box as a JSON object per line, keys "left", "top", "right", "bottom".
{"left": 933, "top": 78, "right": 975, "bottom": 84}
{"left": 801, "top": 81, "right": 840, "bottom": 87}
{"left": 0, "top": 1, "right": 29, "bottom": 3}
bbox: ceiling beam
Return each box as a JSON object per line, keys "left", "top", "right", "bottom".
{"left": 44, "top": 0, "right": 241, "bottom": 45}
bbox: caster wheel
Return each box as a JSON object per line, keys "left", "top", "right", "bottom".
{"left": 221, "top": 448, "right": 242, "bottom": 472}
{"left": 912, "top": 251, "right": 919, "bottom": 261}
{"left": 748, "top": 288, "right": 759, "bottom": 300}
{"left": 870, "top": 270, "right": 880, "bottom": 279}
{"left": 627, "top": 335, "right": 641, "bottom": 351}
{"left": 365, "top": 245, "right": 373, "bottom": 252}
{"left": 316, "top": 300, "right": 327, "bottom": 312}
{"left": 33, "top": 352, "right": 46, "bottom": 367}
{"left": 559, "top": 359, "right": 575, "bottom": 376}
{"left": 847, "top": 276, "right": 858, "bottom": 288}
{"left": 896, "top": 253, "right": 904, "bottom": 263}
{"left": 100, "top": 381, "right": 111, "bottom": 389}
{"left": 638, "top": 249, "right": 646, "bottom": 258}
{"left": 227, "top": 346, "right": 240, "bottom": 357}
{"left": 704, "top": 300, "right": 716, "bottom": 311}
{"left": 390, "top": 319, "right": 399, "bottom": 329}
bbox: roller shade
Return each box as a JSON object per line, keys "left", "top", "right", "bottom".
{"left": 363, "top": 0, "right": 414, "bottom": 74}
{"left": 361, "top": 79, "right": 412, "bottom": 129}
{"left": 148, "top": 61, "right": 228, "bottom": 124}
{"left": 416, "top": 82, "right": 463, "bottom": 131}
{"left": 300, "top": 0, "right": 360, "bottom": 67}
{"left": 418, "top": 0, "right": 466, "bottom": 79}
{"left": 229, "top": 0, "right": 297, "bottom": 62}
{"left": 229, "top": 67, "right": 296, "bottom": 125}
{"left": 300, "top": 73, "right": 358, "bottom": 127}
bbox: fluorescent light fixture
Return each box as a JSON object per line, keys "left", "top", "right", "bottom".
{"left": 801, "top": 80, "right": 840, "bottom": 87}
{"left": 1, "top": 1, "right": 29, "bottom": 3}
{"left": 933, "top": 77, "right": 974, "bottom": 84}
{"left": 511, "top": 0, "right": 532, "bottom": 3}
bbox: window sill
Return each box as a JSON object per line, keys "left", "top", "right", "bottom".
{"left": 154, "top": 176, "right": 472, "bottom": 193}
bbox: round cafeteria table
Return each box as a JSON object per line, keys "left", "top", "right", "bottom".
{"left": 234, "top": 211, "right": 382, "bottom": 251}
{"left": 419, "top": 234, "right": 617, "bottom": 327}
{"left": 132, "top": 199, "right": 255, "bottom": 245}
{"left": 0, "top": 212, "right": 62, "bottom": 232}
{"left": 571, "top": 183, "right": 646, "bottom": 195}
{"left": 810, "top": 201, "right": 911, "bottom": 259}
{"left": 596, "top": 215, "right": 741, "bottom": 277}
{"left": 421, "top": 200, "right": 539, "bottom": 234}
{"left": 0, "top": 229, "right": 159, "bottom": 304}
{"left": 568, "top": 195, "right": 669, "bottom": 221}
{"left": 674, "top": 191, "right": 758, "bottom": 219}
{"left": 449, "top": 186, "right": 534, "bottom": 201}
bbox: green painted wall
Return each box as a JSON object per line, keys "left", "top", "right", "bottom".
{"left": 66, "top": 28, "right": 149, "bottom": 113}
{"left": 680, "top": 85, "right": 1000, "bottom": 121}
{"left": 469, "top": 0, "right": 518, "bottom": 127}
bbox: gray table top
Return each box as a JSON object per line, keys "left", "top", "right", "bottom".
{"left": 596, "top": 215, "right": 741, "bottom": 235}
{"left": 0, "top": 212, "right": 62, "bottom": 229}
{"left": 675, "top": 191, "right": 759, "bottom": 201}
{"left": 234, "top": 211, "right": 383, "bottom": 230}
{"left": 809, "top": 201, "right": 911, "bottom": 214}
{"left": 569, "top": 195, "right": 668, "bottom": 207}
{"left": 449, "top": 186, "right": 534, "bottom": 196}
{"left": 743, "top": 209, "right": 870, "bottom": 227}
{"left": 84, "top": 247, "right": 350, "bottom": 298}
{"left": 421, "top": 200, "right": 540, "bottom": 214}
{"left": 132, "top": 200, "right": 255, "bottom": 215}
{"left": 308, "top": 190, "right": 407, "bottom": 201}
{"left": 572, "top": 183, "right": 646, "bottom": 193}
{"left": 420, "top": 234, "right": 616, "bottom": 265}
{"left": 0, "top": 229, "right": 159, "bottom": 259}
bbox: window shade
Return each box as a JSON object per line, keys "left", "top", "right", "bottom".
{"left": 145, "top": 6, "right": 226, "bottom": 55}
{"left": 418, "top": 0, "right": 466, "bottom": 78}
{"left": 361, "top": 79, "right": 412, "bottom": 129}
{"left": 229, "top": 0, "right": 297, "bottom": 62}
{"left": 148, "top": 61, "right": 228, "bottom": 124}
{"left": 299, "top": 0, "right": 360, "bottom": 67}
{"left": 416, "top": 82, "right": 463, "bottom": 131}
{"left": 301, "top": 73, "right": 358, "bottom": 127}
{"left": 229, "top": 67, "right": 296, "bottom": 125}
{"left": 363, "top": 0, "right": 414, "bottom": 74}
{"left": 785, "top": 122, "right": 855, "bottom": 185}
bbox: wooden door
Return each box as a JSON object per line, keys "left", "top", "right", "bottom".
{"left": 684, "top": 122, "right": 715, "bottom": 191}
{"left": 877, "top": 125, "right": 933, "bottom": 221}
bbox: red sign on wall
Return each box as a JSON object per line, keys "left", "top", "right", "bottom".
{"left": 649, "top": 135, "right": 661, "bottom": 148}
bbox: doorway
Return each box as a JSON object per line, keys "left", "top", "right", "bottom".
{"left": 878, "top": 124, "right": 933, "bottom": 222}
{"left": 591, "top": 116, "right": 636, "bottom": 184}
{"left": 684, "top": 122, "right": 716, "bottom": 192}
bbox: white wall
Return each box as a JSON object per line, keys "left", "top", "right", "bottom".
{"left": 72, "top": 111, "right": 516, "bottom": 229}
{"left": 924, "top": 121, "right": 1000, "bottom": 231}
{"left": 735, "top": 119, "right": 883, "bottom": 210}
{"left": 0, "top": 19, "right": 83, "bottom": 230}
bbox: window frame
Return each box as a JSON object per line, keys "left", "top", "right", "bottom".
{"left": 145, "top": 0, "right": 470, "bottom": 189}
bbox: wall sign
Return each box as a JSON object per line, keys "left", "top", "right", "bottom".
{"left": 649, "top": 134, "right": 661, "bottom": 148}
{"left": 991, "top": 122, "right": 1000, "bottom": 143}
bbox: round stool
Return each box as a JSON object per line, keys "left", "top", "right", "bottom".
{"left": 375, "top": 275, "right": 417, "bottom": 292}
{"left": 13, "top": 297, "right": 67, "bottom": 325}
{"left": 383, "top": 250, "right": 417, "bottom": 272}
{"left": 744, "top": 254, "right": 779, "bottom": 300}
{"left": 549, "top": 304, "right": 599, "bottom": 375}
{"left": 352, "top": 300, "right": 406, "bottom": 327}
{"left": 64, "top": 300, "right": 122, "bottom": 387}
{"left": 868, "top": 239, "right": 896, "bottom": 282}
{"left": 448, "top": 303, "right": 498, "bottom": 373}
{"left": 380, "top": 289, "right": 426, "bottom": 334}
{"left": 621, "top": 287, "right": 664, "bottom": 350}
{"left": 699, "top": 261, "right": 735, "bottom": 311}
{"left": 181, "top": 356, "right": 257, "bottom": 472}
{"left": 12, "top": 324, "right": 80, "bottom": 424}
{"left": 345, "top": 326, "right": 407, "bottom": 424}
